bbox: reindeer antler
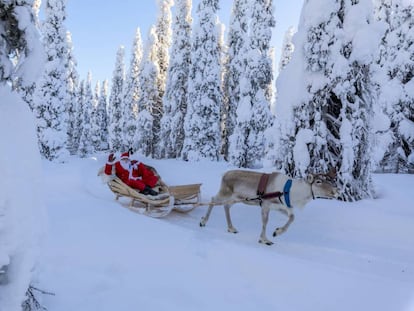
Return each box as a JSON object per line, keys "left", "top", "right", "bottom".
{"left": 326, "top": 167, "right": 337, "bottom": 179}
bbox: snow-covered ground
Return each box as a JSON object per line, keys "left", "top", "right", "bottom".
{"left": 38, "top": 154, "right": 414, "bottom": 311}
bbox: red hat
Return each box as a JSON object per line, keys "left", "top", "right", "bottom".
{"left": 120, "top": 152, "right": 130, "bottom": 160}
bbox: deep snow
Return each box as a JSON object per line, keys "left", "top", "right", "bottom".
{"left": 0, "top": 87, "right": 46, "bottom": 311}
{"left": 37, "top": 154, "right": 414, "bottom": 311}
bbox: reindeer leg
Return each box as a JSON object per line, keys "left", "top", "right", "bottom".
{"left": 224, "top": 204, "right": 238, "bottom": 233}
{"left": 273, "top": 210, "right": 295, "bottom": 237}
{"left": 200, "top": 201, "right": 215, "bottom": 227}
{"left": 200, "top": 194, "right": 224, "bottom": 226}
{"left": 259, "top": 205, "right": 273, "bottom": 245}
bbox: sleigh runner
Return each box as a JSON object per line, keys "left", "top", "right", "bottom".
{"left": 107, "top": 175, "right": 202, "bottom": 218}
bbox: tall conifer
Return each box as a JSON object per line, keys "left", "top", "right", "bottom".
{"left": 78, "top": 73, "right": 94, "bottom": 157}
{"left": 96, "top": 80, "right": 109, "bottom": 151}
{"left": 135, "top": 27, "right": 159, "bottom": 156}
{"left": 375, "top": 0, "right": 414, "bottom": 173}
{"left": 152, "top": 0, "right": 173, "bottom": 158}
{"left": 108, "top": 46, "right": 126, "bottom": 152}
{"left": 160, "top": 0, "right": 192, "bottom": 158}
{"left": 272, "top": 0, "right": 384, "bottom": 200}
{"left": 182, "top": 0, "right": 222, "bottom": 161}
{"left": 123, "top": 28, "right": 143, "bottom": 150}
{"left": 33, "top": 0, "right": 70, "bottom": 161}
{"left": 222, "top": 0, "right": 250, "bottom": 160}
{"left": 66, "top": 31, "right": 80, "bottom": 154}
{"left": 229, "top": 0, "right": 275, "bottom": 168}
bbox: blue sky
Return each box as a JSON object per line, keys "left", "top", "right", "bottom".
{"left": 65, "top": 0, "right": 304, "bottom": 86}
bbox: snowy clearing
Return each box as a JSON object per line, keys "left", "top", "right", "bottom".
{"left": 38, "top": 155, "right": 414, "bottom": 311}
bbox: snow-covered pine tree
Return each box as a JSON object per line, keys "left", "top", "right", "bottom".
{"left": 273, "top": 0, "right": 384, "bottom": 200}
{"left": 96, "top": 80, "right": 109, "bottom": 151}
{"left": 13, "top": 0, "right": 43, "bottom": 110}
{"left": 72, "top": 80, "right": 85, "bottom": 153}
{"left": 90, "top": 81, "right": 102, "bottom": 151}
{"left": 229, "top": 0, "right": 275, "bottom": 168}
{"left": 160, "top": 0, "right": 192, "bottom": 159}
{"left": 371, "top": 0, "right": 394, "bottom": 170}
{"left": 222, "top": 0, "right": 249, "bottom": 160}
{"left": 278, "top": 26, "right": 296, "bottom": 73}
{"left": 33, "top": 0, "right": 70, "bottom": 161}
{"left": 108, "top": 46, "right": 126, "bottom": 152}
{"left": 156, "top": 0, "right": 173, "bottom": 93}
{"left": 0, "top": 0, "right": 42, "bottom": 86}
{"left": 78, "top": 72, "right": 94, "bottom": 157}
{"left": 268, "top": 45, "right": 276, "bottom": 112}
{"left": 0, "top": 1, "right": 46, "bottom": 310}
{"left": 217, "top": 19, "right": 228, "bottom": 159}
{"left": 247, "top": 0, "right": 275, "bottom": 165}
{"left": 123, "top": 28, "right": 143, "bottom": 151}
{"left": 182, "top": 0, "right": 222, "bottom": 161}
{"left": 66, "top": 31, "right": 80, "bottom": 155}
{"left": 152, "top": 0, "right": 173, "bottom": 158}
{"left": 134, "top": 26, "right": 159, "bottom": 156}
{"left": 375, "top": 0, "right": 414, "bottom": 173}
{"left": 271, "top": 0, "right": 338, "bottom": 176}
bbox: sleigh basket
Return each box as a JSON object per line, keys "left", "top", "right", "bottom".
{"left": 102, "top": 166, "right": 202, "bottom": 218}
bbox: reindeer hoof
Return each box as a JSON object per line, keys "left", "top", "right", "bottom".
{"left": 227, "top": 227, "right": 238, "bottom": 234}
{"left": 273, "top": 228, "right": 283, "bottom": 237}
{"left": 259, "top": 239, "right": 274, "bottom": 246}
{"left": 199, "top": 218, "right": 206, "bottom": 227}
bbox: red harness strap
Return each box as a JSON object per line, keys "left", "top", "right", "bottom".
{"left": 257, "top": 173, "right": 270, "bottom": 195}
{"left": 257, "top": 173, "right": 284, "bottom": 201}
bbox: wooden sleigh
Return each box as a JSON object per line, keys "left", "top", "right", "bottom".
{"left": 102, "top": 166, "right": 202, "bottom": 218}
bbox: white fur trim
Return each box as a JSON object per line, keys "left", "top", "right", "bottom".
{"left": 119, "top": 159, "right": 131, "bottom": 171}
{"left": 119, "top": 152, "right": 130, "bottom": 160}
{"left": 130, "top": 176, "right": 142, "bottom": 181}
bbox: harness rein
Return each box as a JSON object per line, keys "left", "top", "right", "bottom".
{"left": 248, "top": 173, "right": 294, "bottom": 208}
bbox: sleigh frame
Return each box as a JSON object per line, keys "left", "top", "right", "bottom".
{"left": 106, "top": 173, "right": 202, "bottom": 218}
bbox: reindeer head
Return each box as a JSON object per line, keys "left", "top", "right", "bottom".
{"left": 306, "top": 168, "right": 339, "bottom": 199}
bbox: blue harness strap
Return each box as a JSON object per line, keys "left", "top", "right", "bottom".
{"left": 283, "top": 179, "right": 293, "bottom": 208}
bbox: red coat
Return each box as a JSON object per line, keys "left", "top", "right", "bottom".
{"left": 105, "top": 156, "right": 158, "bottom": 191}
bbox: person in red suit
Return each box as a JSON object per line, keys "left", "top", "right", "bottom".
{"left": 104, "top": 150, "right": 159, "bottom": 196}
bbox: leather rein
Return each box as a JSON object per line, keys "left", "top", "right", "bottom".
{"left": 248, "top": 173, "right": 295, "bottom": 208}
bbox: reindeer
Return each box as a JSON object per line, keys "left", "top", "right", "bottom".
{"left": 200, "top": 169, "right": 339, "bottom": 245}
